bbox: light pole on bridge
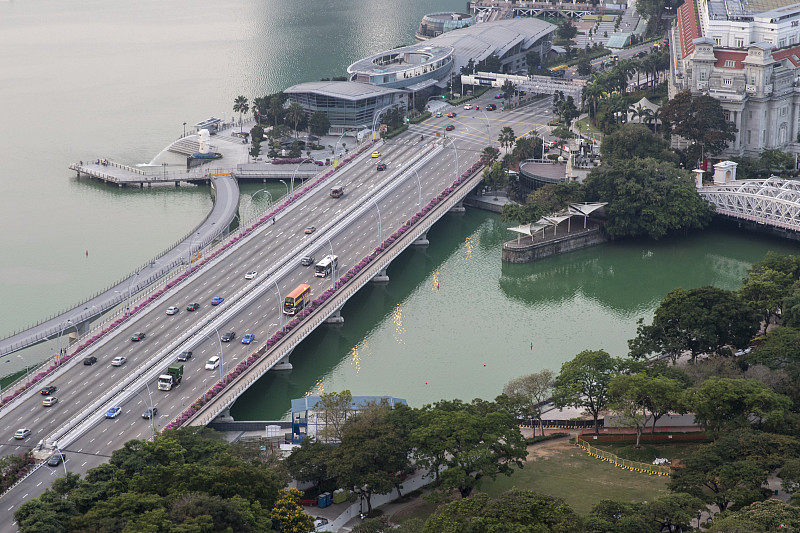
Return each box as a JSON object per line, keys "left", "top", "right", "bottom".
{"left": 278, "top": 180, "right": 289, "bottom": 198}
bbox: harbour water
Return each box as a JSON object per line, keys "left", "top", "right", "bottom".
{"left": 2, "top": 0, "right": 799, "bottom": 418}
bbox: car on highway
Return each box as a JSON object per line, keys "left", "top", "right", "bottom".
{"left": 40, "top": 386, "right": 57, "bottom": 395}
{"left": 494, "top": 92, "right": 504, "bottom": 99}
{"left": 486, "top": 104, "right": 497, "bottom": 111}
{"left": 242, "top": 333, "right": 255, "bottom": 345}
{"left": 301, "top": 255, "right": 315, "bottom": 266}
{"left": 47, "top": 453, "right": 66, "bottom": 467}
{"left": 211, "top": 296, "right": 224, "bottom": 306}
{"left": 447, "top": 112, "right": 457, "bottom": 118}
{"left": 376, "top": 163, "right": 387, "bottom": 171}
{"left": 634, "top": 51, "right": 647, "bottom": 58}
{"left": 221, "top": 331, "right": 236, "bottom": 342}
{"left": 166, "top": 306, "right": 179, "bottom": 315}
{"left": 83, "top": 356, "right": 97, "bottom": 365}
{"left": 435, "top": 111, "right": 442, "bottom": 117}
{"left": 463, "top": 104, "right": 472, "bottom": 110}
{"left": 13, "top": 428, "right": 31, "bottom": 440}
{"left": 111, "top": 356, "right": 127, "bottom": 367}
{"left": 186, "top": 302, "right": 200, "bottom": 311}
{"left": 42, "top": 396, "right": 58, "bottom": 407}
{"left": 371, "top": 151, "right": 381, "bottom": 158}
{"left": 177, "top": 351, "right": 193, "bottom": 361}
{"left": 142, "top": 407, "right": 158, "bottom": 419}
{"left": 105, "top": 406, "right": 122, "bottom": 419}
{"left": 245, "top": 271, "right": 257, "bottom": 280}
{"left": 304, "top": 226, "right": 316, "bottom": 234}
{"left": 205, "top": 356, "right": 220, "bottom": 370}
{"left": 131, "top": 332, "right": 145, "bottom": 342}
{"left": 445, "top": 125, "right": 454, "bottom": 131}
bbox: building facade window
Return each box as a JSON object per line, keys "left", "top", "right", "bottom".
{"left": 735, "top": 38, "right": 744, "bottom": 47}
{"left": 724, "top": 60, "right": 735, "bottom": 67}
{"left": 700, "top": 70, "right": 707, "bottom": 81}
{"left": 722, "top": 77, "right": 733, "bottom": 86}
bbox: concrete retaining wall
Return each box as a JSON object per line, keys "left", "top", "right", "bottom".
{"left": 502, "top": 226, "right": 608, "bottom": 263}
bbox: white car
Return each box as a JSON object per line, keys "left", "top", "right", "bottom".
{"left": 245, "top": 271, "right": 257, "bottom": 280}
{"left": 111, "top": 356, "right": 127, "bottom": 367}
{"left": 42, "top": 397, "right": 58, "bottom": 407}
{"left": 205, "top": 356, "right": 220, "bottom": 370}
{"left": 463, "top": 103, "right": 473, "bottom": 110}
{"left": 166, "top": 306, "right": 179, "bottom": 315}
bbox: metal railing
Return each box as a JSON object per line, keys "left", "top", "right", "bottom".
{"left": 574, "top": 437, "right": 672, "bottom": 476}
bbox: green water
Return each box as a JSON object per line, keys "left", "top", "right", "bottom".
{"left": 230, "top": 213, "right": 800, "bottom": 420}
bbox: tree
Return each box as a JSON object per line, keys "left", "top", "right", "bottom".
{"left": 423, "top": 489, "right": 582, "bottom": 533}
{"left": 270, "top": 489, "right": 314, "bottom": 533}
{"left": 481, "top": 145, "right": 499, "bottom": 164}
{"left": 482, "top": 161, "right": 507, "bottom": 191}
{"left": 411, "top": 400, "right": 527, "bottom": 498}
{"left": 501, "top": 79, "right": 516, "bottom": 100}
{"left": 660, "top": 91, "right": 737, "bottom": 165}
{"left": 328, "top": 406, "right": 411, "bottom": 514}
{"left": 577, "top": 56, "right": 592, "bottom": 76}
{"left": 286, "top": 102, "right": 306, "bottom": 138}
{"left": 285, "top": 437, "right": 331, "bottom": 495}
{"left": 269, "top": 94, "right": 286, "bottom": 130}
{"left": 308, "top": 111, "right": 331, "bottom": 137}
{"left": 583, "top": 158, "right": 714, "bottom": 240}
{"left": 551, "top": 125, "right": 573, "bottom": 154}
{"left": 497, "top": 126, "right": 516, "bottom": 152}
{"left": 233, "top": 95, "right": 249, "bottom": 132}
{"left": 759, "top": 148, "right": 794, "bottom": 175}
{"left": 553, "top": 349, "right": 623, "bottom": 434}
{"left": 740, "top": 268, "right": 794, "bottom": 329}
{"left": 599, "top": 123, "right": 678, "bottom": 164}
{"left": 476, "top": 54, "right": 502, "bottom": 73}
{"left": 510, "top": 135, "right": 539, "bottom": 163}
{"left": 629, "top": 286, "right": 760, "bottom": 362}
{"left": 557, "top": 19, "right": 578, "bottom": 40}
{"left": 528, "top": 181, "right": 585, "bottom": 213}
{"left": 748, "top": 326, "right": 800, "bottom": 372}
{"left": 503, "top": 370, "right": 554, "bottom": 435}
{"left": 685, "top": 377, "right": 791, "bottom": 434}
{"left": 608, "top": 373, "right": 683, "bottom": 446}
{"left": 526, "top": 49, "right": 542, "bottom": 74}
{"left": 313, "top": 390, "right": 355, "bottom": 443}
{"left": 707, "top": 499, "right": 800, "bottom": 532}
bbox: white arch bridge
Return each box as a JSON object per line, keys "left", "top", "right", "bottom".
{"left": 698, "top": 177, "right": 800, "bottom": 232}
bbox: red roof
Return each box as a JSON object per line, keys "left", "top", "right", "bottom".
{"left": 676, "top": 0, "right": 701, "bottom": 59}
{"left": 714, "top": 50, "right": 746, "bottom": 69}
{"left": 773, "top": 45, "right": 800, "bottom": 66}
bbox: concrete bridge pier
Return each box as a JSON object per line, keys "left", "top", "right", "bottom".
{"left": 68, "top": 321, "right": 90, "bottom": 344}
{"left": 449, "top": 201, "right": 466, "bottom": 213}
{"left": 213, "top": 408, "right": 235, "bottom": 423}
{"left": 325, "top": 307, "right": 345, "bottom": 324}
{"left": 413, "top": 232, "right": 429, "bottom": 246}
{"left": 273, "top": 349, "right": 293, "bottom": 371}
{"left": 372, "top": 266, "right": 390, "bottom": 283}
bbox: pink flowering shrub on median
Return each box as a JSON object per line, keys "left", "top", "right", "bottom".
{"left": 163, "top": 155, "right": 488, "bottom": 431}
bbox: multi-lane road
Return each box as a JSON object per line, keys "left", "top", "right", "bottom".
{"left": 0, "top": 93, "right": 555, "bottom": 528}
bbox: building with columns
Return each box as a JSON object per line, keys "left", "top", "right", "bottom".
{"left": 672, "top": 0, "right": 800, "bottom": 157}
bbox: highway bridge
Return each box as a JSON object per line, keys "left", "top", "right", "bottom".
{"left": 0, "top": 94, "right": 556, "bottom": 528}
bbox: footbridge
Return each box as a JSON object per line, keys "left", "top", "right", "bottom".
{"left": 698, "top": 176, "right": 800, "bottom": 233}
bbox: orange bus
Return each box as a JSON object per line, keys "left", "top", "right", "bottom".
{"left": 283, "top": 283, "right": 311, "bottom": 315}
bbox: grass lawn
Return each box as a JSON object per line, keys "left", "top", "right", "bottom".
{"left": 591, "top": 440, "right": 707, "bottom": 464}
{"left": 574, "top": 117, "right": 603, "bottom": 137}
{"left": 479, "top": 439, "right": 669, "bottom": 515}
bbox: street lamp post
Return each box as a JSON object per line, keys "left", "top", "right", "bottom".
{"left": 183, "top": 122, "right": 187, "bottom": 138}
{"left": 16, "top": 354, "right": 29, "bottom": 385}
{"left": 125, "top": 272, "right": 140, "bottom": 316}
{"left": 245, "top": 188, "right": 273, "bottom": 227}
{"left": 412, "top": 169, "right": 423, "bottom": 212}
{"left": 162, "top": 162, "right": 167, "bottom": 180}
{"left": 271, "top": 281, "right": 284, "bottom": 331}
{"left": 185, "top": 232, "right": 201, "bottom": 273}
{"left": 372, "top": 199, "right": 383, "bottom": 247}
{"left": 127, "top": 385, "right": 156, "bottom": 440}
{"left": 212, "top": 326, "right": 225, "bottom": 383}
{"left": 52, "top": 443, "right": 68, "bottom": 477}
{"left": 278, "top": 180, "right": 289, "bottom": 198}
{"left": 290, "top": 158, "right": 315, "bottom": 197}
{"left": 56, "top": 319, "right": 74, "bottom": 365}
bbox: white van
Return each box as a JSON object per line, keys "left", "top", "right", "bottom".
{"left": 205, "top": 356, "right": 220, "bottom": 370}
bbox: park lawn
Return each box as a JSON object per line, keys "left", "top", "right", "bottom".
{"left": 479, "top": 439, "right": 669, "bottom": 515}
{"left": 591, "top": 440, "right": 707, "bottom": 464}
{"left": 574, "top": 117, "right": 603, "bottom": 137}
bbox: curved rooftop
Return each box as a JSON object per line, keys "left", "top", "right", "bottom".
{"left": 347, "top": 44, "right": 455, "bottom": 89}
{"left": 417, "top": 12, "right": 475, "bottom": 40}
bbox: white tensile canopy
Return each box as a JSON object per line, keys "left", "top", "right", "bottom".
{"left": 507, "top": 202, "right": 607, "bottom": 241}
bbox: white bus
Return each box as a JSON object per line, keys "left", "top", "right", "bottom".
{"left": 314, "top": 255, "right": 338, "bottom": 278}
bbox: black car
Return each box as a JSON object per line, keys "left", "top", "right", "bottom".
{"left": 486, "top": 103, "right": 497, "bottom": 111}
{"left": 39, "top": 386, "right": 57, "bottom": 395}
{"left": 142, "top": 407, "right": 158, "bottom": 419}
{"left": 634, "top": 51, "right": 647, "bottom": 58}
{"left": 186, "top": 303, "right": 200, "bottom": 312}
{"left": 376, "top": 163, "right": 387, "bottom": 171}
{"left": 47, "top": 453, "right": 66, "bottom": 467}
{"left": 221, "top": 331, "right": 236, "bottom": 342}
{"left": 301, "top": 255, "right": 315, "bottom": 266}
{"left": 177, "top": 351, "right": 193, "bottom": 361}
{"left": 83, "top": 356, "right": 97, "bottom": 366}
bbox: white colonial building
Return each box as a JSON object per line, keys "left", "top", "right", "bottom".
{"left": 672, "top": 0, "right": 800, "bottom": 156}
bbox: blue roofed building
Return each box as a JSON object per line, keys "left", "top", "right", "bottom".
{"left": 290, "top": 395, "right": 407, "bottom": 444}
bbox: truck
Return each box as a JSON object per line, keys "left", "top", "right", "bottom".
{"left": 157, "top": 364, "right": 184, "bottom": 391}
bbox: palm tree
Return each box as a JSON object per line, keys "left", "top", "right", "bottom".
{"left": 583, "top": 82, "right": 604, "bottom": 120}
{"left": 286, "top": 102, "right": 305, "bottom": 139}
{"left": 498, "top": 127, "right": 516, "bottom": 152}
{"left": 481, "top": 146, "right": 499, "bottom": 164}
{"left": 252, "top": 96, "right": 269, "bottom": 124}
{"left": 269, "top": 95, "right": 284, "bottom": 131}
{"left": 629, "top": 103, "right": 647, "bottom": 123}
{"left": 233, "top": 95, "right": 249, "bottom": 132}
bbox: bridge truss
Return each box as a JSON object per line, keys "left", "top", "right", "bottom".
{"left": 698, "top": 177, "right": 800, "bottom": 232}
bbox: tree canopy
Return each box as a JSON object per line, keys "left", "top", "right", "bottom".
{"left": 660, "top": 91, "right": 737, "bottom": 164}
{"left": 583, "top": 157, "right": 714, "bottom": 239}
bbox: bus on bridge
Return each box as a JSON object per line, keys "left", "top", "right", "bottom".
{"left": 284, "top": 284, "right": 311, "bottom": 315}
{"left": 314, "top": 255, "right": 338, "bottom": 278}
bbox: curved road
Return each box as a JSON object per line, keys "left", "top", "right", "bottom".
{"left": 0, "top": 175, "right": 239, "bottom": 358}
